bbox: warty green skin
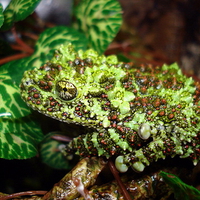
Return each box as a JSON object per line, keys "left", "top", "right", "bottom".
{"left": 20, "top": 44, "right": 200, "bottom": 172}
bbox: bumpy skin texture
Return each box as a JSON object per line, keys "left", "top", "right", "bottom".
{"left": 20, "top": 44, "right": 200, "bottom": 172}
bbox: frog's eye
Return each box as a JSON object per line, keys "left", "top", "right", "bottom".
{"left": 56, "top": 80, "right": 77, "bottom": 100}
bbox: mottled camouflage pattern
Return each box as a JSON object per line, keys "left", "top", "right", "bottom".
{"left": 20, "top": 44, "right": 200, "bottom": 172}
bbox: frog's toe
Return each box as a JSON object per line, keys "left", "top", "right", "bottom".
{"left": 131, "top": 161, "right": 145, "bottom": 172}
{"left": 138, "top": 123, "right": 152, "bottom": 140}
{"left": 115, "top": 155, "right": 129, "bottom": 173}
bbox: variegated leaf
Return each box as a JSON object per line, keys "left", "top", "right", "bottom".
{"left": 73, "top": 0, "right": 122, "bottom": 54}
{"left": 0, "top": 70, "right": 43, "bottom": 159}
{"left": 160, "top": 171, "right": 200, "bottom": 200}
{"left": 0, "top": 69, "right": 31, "bottom": 118}
{"left": 1, "top": 0, "right": 41, "bottom": 30}
{"left": 0, "top": 116, "right": 43, "bottom": 159}
{"left": 40, "top": 133, "right": 72, "bottom": 169}
{"left": 0, "top": 3, "right": 4, "bottom": 28}
{"left": 33, "top": 26, "right": 88, "bottom": 63}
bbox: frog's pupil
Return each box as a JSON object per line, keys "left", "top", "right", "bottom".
{"left": 56, "top": 80, "right": 77, "bottom": 101}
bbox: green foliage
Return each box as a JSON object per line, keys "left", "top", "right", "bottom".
{"left": 39, "top": 133, "right": 73, "bottom": 169}
{"left": 0, "top": 70, "right": 31, "bottom": 118}
{"left": 1, "top": 0, "right": 41, "bottom": 31}
{"left": 35, "top": 26, "right": 88, "bottom": 59}
{"left": 0, "top": 0, "right": 122, "bottom": 167}
{"left": 0, "top": 70, "right": 43, "bottom": 159}
{"left": 160, "top": 171, "right": 200, "bottom": 200}
{"left": 0, "top": 116, "right": 43, "bottom": 159}
{"left": 0, "top": 3, "right": 3, "bottom": 28}
{"left": 73, "top": 0, "right": 122, "bottom": 54}
{"left": 1, "top": 57, "right": 32, "bottom": 87}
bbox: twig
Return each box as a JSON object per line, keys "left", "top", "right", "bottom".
{"left": 11, "top": 27, "right": 34, "bottom": 54}
{"left": 51, "top": 134, "right": 72, "bottom": 142}
{"left": 0, "top": 53, "right": 30, "bottom": 65}
{"left": 0, "top": 191, "right": 47, "bottom": 200}
{"left": 10, "top": 44, "right": 31, "bottom": 52}
{"left": 21, "top": 31, "right": 39, "bottom": 40}
{"left": 108, "top": 160, "right": 132, "bottom": 200}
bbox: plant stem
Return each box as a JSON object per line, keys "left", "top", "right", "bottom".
{"left": 108, "top": 160, "right": 132, "bottom": 200}
{"left": 11, "top": 27, "right": 34, "bottom": 54}
{"left": 0, "top": 53, "right": 30, "bottom": 65}
{"left": 0, "top": 191, "right": 47, "bottom": 200}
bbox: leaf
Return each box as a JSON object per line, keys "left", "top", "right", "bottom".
{"left": 2, "top": 26, "right": 88, "bottom": 86}
{"left": 1, "top": 55, "right": 34, "bottom": 87}
{"left": 39, "top": 132, "right": 72, "bottom": 169}
{"left": 33, "top": 26, "right": 88, "bottom": 63}
{"left": 0, "top": 115, "right": 43, "bottom": 159}
{"left": 1, "top": 0, "right": 41, "bottom": 31}
{"left": 73, "top": 0, "right": 122, "bottom": 54}
{"left": 117, "top": 54, "right": 131, "bottom": 62}
{"left": 0, "top": 3, "right": 4, "bottom": 28}
{"left": 160, "top": 171, "right": 200, "bottom": 200}
{"left": 0, "top": 69, "right": 44, "bottom": 159}
{"left": 0, "top": 69, "right": 31, "bottom": 118}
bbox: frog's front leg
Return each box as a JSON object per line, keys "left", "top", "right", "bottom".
{"left": 115, "top": 135, "right": 200, "bottom": 172}
{"left": 66, "top": 127, "right": 146, "bottom": 162}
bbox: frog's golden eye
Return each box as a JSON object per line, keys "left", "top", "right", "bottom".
{"left": 56, "top": 80, "right": 77, "bottom": 100}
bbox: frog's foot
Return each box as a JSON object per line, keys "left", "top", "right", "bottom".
{"left": 115, "top": 138, "right": 200, "bottom": 173}
{"left": 115, "top": 139, "right": 167, "bottom": 173}
{"left": 115, "top": 154, "right": 146, "bottom": 173}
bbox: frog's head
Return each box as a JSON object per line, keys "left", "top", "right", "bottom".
{"left": 20, "top": 44, "right": 133, "bottom": 129}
